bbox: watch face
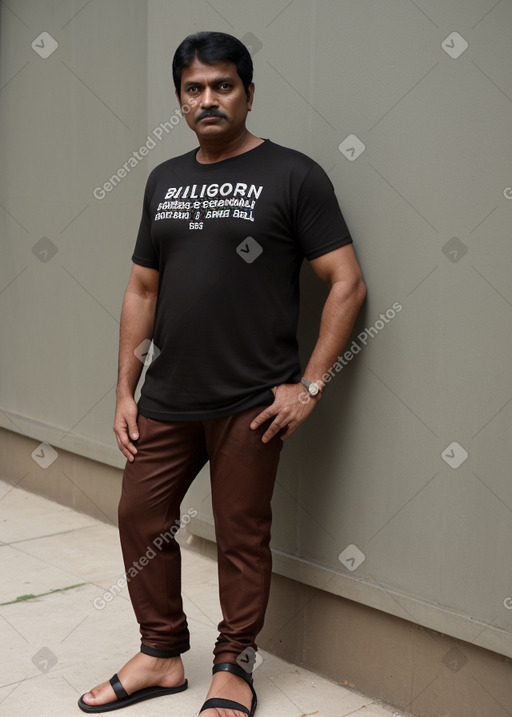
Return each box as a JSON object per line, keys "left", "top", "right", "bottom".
{"left": 309, "top": 383, "right": 319, "bottom": 396}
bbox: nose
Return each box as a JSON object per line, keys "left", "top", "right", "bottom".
{"left": 201, "top": 86, "right": 217, "bottom": 108}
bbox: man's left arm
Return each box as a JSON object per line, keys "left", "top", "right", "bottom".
{"left": 250, "top": 243, "right": 366, "bottom": 443}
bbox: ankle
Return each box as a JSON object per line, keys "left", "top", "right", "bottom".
{"left": 144, "top": 654, "right": 182, "bottom": 669}
{"left": 127, "top": 652, "right": 183, "bottom": 674}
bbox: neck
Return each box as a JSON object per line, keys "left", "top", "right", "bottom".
{"left": 196, "top": 130, "right": 263, "bottom": 164}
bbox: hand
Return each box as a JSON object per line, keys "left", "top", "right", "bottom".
{"left": 113, "top": 395, "right": 139, "bottom": 461}
{"left": 250, "top": 382, "right": 321, "bottom": 443}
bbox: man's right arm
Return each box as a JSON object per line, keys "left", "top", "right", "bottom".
{"left": 113, "top": 263, "right": 159, "bottom": 462}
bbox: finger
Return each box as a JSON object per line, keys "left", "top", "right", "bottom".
{"left": 118, "top": 439, "right": 137, "bottom": 462}
{"left": 261, "top": 420, "right": 287, "bottom": 444}
{"left": 123, "top": 412, "right": 139, "bottom": 440}
{"left": 279, "top": 423, "right": 297, "bottom": 441}
{"left": 250, "top": 406, "right": 276, "bottom": 430}
{"left": 123, "top": 447, "right": 136, "bottom": 462}
{"left": 114, "top": 426, "right": 138, "bottom": 459}
{"left": 123, "top": 440, "right": 138, "bottom": 455}
{"left": 127, "top": 423, "right": 139, "bottom": 440}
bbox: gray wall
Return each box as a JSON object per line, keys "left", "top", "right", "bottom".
{"left": 2, "top": 0, "right": 512, "bottom": 660}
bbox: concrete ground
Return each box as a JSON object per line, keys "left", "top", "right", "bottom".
{"left": 0, "top": 480, "right": 411, "bottom": 717}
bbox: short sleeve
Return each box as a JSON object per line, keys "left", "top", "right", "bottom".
{"left": 131, "top": 173, "right": 159, "bottom": 269}
{"left": 295, "top": 163, "right": 352, "bottom": 261}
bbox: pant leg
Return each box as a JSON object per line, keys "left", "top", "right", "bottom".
{"left": 204, "top": 405, "right": 283, "bottom": 665}
{"left": 118, "top": 414, "right": 208, "bottom": 656}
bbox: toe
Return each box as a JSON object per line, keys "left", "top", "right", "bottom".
{"left": 81, "top": 683, "right": 116, "bottom": 706}
{"left": 81, "top": 691, "right": 98, "bottom": 706}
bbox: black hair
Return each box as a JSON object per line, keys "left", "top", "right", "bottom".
{"left": 172, "top": 31, "right": 253, "bottom": 99}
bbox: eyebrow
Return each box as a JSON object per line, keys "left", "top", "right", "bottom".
{"left": 183, "top": 75, "right": 236, "bottom": 88}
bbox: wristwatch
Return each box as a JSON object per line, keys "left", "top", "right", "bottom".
{"left": 301, "top": 377, "right": 321, "bottom": 397}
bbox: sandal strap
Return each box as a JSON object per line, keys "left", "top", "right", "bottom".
{"left": 109, "top": 673, "right": 129, "bottom": 701}
{"left": 213, "top": 661, "right": 253, "bottom": 685}
{"left": 209, "top": 663, "right": 257, "bottom": 715}
{"left": 140, "top": 644, "right": 182, "bottom": 658}
{"left": 201, "top": 697, "right": 251, "bottom": 714}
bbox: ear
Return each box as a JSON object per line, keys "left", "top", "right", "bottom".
{"left": 247, "top": 82, "right": 255, "bottom": 110}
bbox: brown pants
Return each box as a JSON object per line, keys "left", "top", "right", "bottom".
{"left": 118, "top": 406, "right": 283, "bottom": 666}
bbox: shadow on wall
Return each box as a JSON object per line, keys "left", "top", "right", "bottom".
{"left": 270, "top": 259, "right": 371, "bottom": 559}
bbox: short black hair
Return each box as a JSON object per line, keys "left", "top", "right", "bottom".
{"left": 173, "top": 31, "right": 253, "bottom": 99}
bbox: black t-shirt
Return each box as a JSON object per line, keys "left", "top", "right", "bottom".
{"left": 132, "top": 139, "right": 352, "bottom": 421}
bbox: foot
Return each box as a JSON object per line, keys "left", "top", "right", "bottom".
{"left": 80, "top": 652, "right": 185, "bottom": 708}
{"left": 200, "top": 670, "right": 253, "bottom": 716}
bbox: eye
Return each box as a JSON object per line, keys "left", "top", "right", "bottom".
{"left": 218, "top": 82, "right": 231, "bottom": 91}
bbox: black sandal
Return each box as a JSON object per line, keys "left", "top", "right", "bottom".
{"left": 77, "top": 673, "right": 188, "bottom": 713}
{"left": 199, "top": 662, "right": 257, "bottom": 716}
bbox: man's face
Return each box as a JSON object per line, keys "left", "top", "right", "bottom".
{"left": 177, "top": 58, "right": 254, "bottom": 143}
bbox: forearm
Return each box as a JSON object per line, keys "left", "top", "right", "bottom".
{"left": 116, "top": 289, "right": 157, "bottom": 398}
{"left": 302, "top": 276, "right": 366, "bottom": 387}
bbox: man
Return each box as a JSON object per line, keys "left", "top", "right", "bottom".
{"left": 79, "top": 31, "right": 366, "bottom": 716}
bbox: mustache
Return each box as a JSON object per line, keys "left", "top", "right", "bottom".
{"left": 195, "top": 108, "right": 228, "bottom": 123}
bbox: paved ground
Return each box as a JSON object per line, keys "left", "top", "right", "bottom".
{"left": 0, "top": 480, "right": 411, "bottom": 716}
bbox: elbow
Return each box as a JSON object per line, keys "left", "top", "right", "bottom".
{"left": 327, "top": 277, "right": 366, "bottom": 328}
{"left": 337, "top": 272, "right": 366, "bottom": 310}
{"left": 326, "top": 262, "right": 367, "bottom": 311}
{"left": 354, "top": 275, "right": 367, "bottom": 309}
